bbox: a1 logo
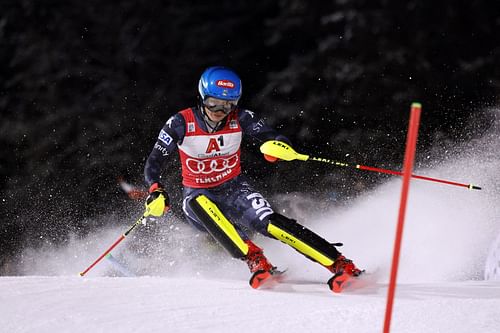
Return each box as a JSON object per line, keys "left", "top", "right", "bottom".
{"left": 206, "top": 136, "right": 224, "bottom": 153}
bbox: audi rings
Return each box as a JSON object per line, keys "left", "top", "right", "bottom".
{"left": 186, "top": 155, "right": 239, "bottom": 174}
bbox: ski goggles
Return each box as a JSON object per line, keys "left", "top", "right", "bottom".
{"left": 203, "top": 97, "right": 238, "bottom": 114}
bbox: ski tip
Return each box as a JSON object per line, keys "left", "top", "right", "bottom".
{"left": 249, "top": 270, "right": 272, "bottom": 289}
{"left": 328, "top": 273, "right": 353, "bottom": 293}
{"left": 249, "top": 268, "right": 286, "bottom": 289}
{"left": 327, "top": 269, "right": 375, "bottom": 293}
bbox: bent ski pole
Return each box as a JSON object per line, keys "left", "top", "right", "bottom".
{"left": 260, "top": 140, "right": 481, "bottom": 190}
{"left": 79, "top": 213, "right": 147, "bottom": 277}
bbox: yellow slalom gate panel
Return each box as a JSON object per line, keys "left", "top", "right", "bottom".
{"left": 195, "top": 195, "right": 249, "bottom": 256}
{"left": 267, "top": 223, "right": 334, "bottom": 266}
{"left": 259, "top": 140, "right": 310, "bottom": 161}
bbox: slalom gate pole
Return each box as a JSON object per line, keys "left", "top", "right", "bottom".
{"left": 383, "top": 103, "right": 422, "bottom": 333}
{"left": 79, "top": 214, "right": 146, "bottom": 277}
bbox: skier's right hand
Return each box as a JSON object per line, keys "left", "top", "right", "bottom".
{"left": 145, "top": 183, "right": 170, "bottom": 217}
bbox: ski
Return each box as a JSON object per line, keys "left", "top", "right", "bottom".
{"left": 105, "top": 253, "right": 137, "bottom": 277}
{"left": 249, "top": 268, "right": 287, "bottom": 289}
{"left": 327, "top": 270, "right": 375, "bottom": 293}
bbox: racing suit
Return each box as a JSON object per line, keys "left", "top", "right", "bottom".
{"left": 144, "top": 106, "right": 289, "bottom": 239}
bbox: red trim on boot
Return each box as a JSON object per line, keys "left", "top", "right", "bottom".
{"left": 244, "top": 240, "right": 273, "bottom": 273}
{"left": 326, "top": 255, "right": 363, "bottom": 276}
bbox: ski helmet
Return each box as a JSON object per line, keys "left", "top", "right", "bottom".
{"left": 198, "top": 66, "right": 242, "bottom": 101}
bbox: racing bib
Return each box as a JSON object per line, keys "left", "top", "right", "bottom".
{"left": 178, "top": 108, "right": 242, "bottom": 188}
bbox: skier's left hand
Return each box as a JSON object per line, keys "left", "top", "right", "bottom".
{"left": 263, "top": 154, "right": 280, "bottom": 163}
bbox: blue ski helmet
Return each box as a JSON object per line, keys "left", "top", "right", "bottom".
{"left": 198, "top": 66, "right": 242, "bottom": 101}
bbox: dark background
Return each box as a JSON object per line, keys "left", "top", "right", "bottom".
{"left": 1, "top": 0, "right": 499, "bottom": 273}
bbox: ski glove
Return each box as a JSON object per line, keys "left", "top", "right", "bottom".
{"left": 145, "top": 183, "right": 170, "bottom": 217}
{"left": 263, "top": 154, "right": 279, "bottom": 163}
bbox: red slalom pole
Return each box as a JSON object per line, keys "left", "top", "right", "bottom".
{"left": 383, "top": 103, "right": 422, "bottom": 333}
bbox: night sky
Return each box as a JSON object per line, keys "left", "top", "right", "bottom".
{"left": 1, "top": 1, "right": 499, "bottom": 272}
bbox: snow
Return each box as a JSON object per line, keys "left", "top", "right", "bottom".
{"left": 1, "top": 276, "right": 500, "bottom": 332}
{"left": 2, "top": 110, "right": 500, "bottom": 332}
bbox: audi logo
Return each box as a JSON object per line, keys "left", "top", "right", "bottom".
{"left": 186, "top": 155, "right": 239, "bottom": 174}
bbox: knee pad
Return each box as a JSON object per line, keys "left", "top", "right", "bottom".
{"left": 188, "top": 194, "right": 249, "bottom": 259}
{"left": 267, "top": 213, "right": 340, "bottom": 266}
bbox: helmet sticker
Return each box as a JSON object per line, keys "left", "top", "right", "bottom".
{"left": 216, "top": 80, "right": 235, "bottom": 89}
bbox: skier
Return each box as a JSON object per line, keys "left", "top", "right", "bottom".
{"left": 143, "top": 66, "right": 363, "bottom": 292}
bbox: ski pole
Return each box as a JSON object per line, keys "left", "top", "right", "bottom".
{"left": 260, "top": 140, "right": 481, "bottom": 190}
{"left": 79, "top": 213, "right": 147, "bottom": 277}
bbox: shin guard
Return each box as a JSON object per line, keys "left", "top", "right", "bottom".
{"left": 267, "top": 213, "right": 340, "bottom": 266}
{"left": 188, "top": 194, "right": 249, "bottom": 259}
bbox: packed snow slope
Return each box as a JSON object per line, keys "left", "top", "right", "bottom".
{"left": 2, "top": 110, "right": 500, "bottom": 332}
{"left": 1, "top": 276, "right": 500, "bottom": 333}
